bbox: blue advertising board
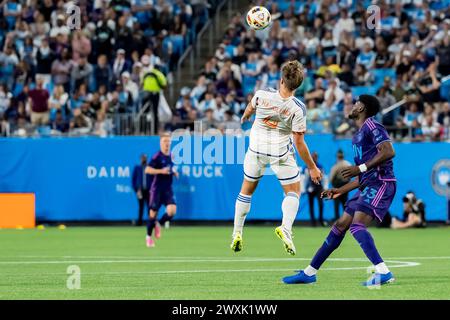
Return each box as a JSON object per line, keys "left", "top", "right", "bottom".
{"left": 0, "top": 136, "right": 448, "bottom": 221}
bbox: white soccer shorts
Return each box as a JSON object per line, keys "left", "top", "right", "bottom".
{"left": 243, "top": 149, "right": 300, "bottom": 186}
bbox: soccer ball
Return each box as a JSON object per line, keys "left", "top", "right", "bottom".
{"left": 246, "top": 6, "right": 271, "bottom": 30}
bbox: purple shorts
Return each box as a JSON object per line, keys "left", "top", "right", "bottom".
{"left": 149, "top": 189, "right": 176, "bottom": 211}
{"left": 345, "top": 181, "right": 396, "bottom": 222}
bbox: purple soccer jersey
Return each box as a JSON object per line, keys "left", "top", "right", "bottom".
{"left": 149, "top": 151, "right": 174, "bottom": 191}
{"left": 345, "top": 117, "right": 397, "bottom": 221}
{"left": 148, "top": 151, "right": 176, "bottom": 211}
{"left": 351, "top": 117, "right": 396, "bottom": 185}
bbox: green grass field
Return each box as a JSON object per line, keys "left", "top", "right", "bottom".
{"left": 1, "top": 225, "right": 449, "bottom": 300}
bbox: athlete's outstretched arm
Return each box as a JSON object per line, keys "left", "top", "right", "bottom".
{"left": 292, "top": 132, "right": 322, "bottom": 184}
{"left": 341, "top": 141, "right": 395, "bottom": 179}
{"left": 241, "top": 103, "right": 255, "bottom": 123}
{"left": 321, "top": 178, "right": 360, "bottom": 199}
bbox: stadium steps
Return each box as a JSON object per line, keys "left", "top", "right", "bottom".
{"left": 167, "top": 0, "right": 247, "bottom": 107}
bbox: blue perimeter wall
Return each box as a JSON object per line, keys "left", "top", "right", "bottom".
{"left": 0, "top": 135, "right": 448, "bottom": 221}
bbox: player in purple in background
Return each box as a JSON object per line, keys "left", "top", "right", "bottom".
{"left": 144, "top": 133, "right": 178, "bottom": 248}
{"left": 283, "top": 95, "right": 397, "bottom": 287}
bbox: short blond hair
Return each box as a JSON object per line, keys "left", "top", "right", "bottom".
{"left": 281, "top": 60, "right": 304, "bottom": 91}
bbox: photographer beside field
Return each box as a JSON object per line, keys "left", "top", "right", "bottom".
{"left": 391, "top": 191, "right": 426, "bottom": 229}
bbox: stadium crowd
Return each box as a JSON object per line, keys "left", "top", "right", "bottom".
{"left": 171, "top": 0, "right": 450, "bottom": 141}
{"left": 0, "top": 0, "right": 449, "bottom": 141}
{"left": 0, "top": 0, "right": 215, "bottom": 136}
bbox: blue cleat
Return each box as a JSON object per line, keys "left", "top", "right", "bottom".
{"left": 282, "top": 270, "right": 317, "bottom": 284}
{"left": 362, "top": 272, "right": 395, "bottom": 287}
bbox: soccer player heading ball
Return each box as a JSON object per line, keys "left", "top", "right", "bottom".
{"left": 283, "top": 94, "right": 397, "bottom": 287}
{"left": 231, "top": 60, "right": 323, "bottom": 256}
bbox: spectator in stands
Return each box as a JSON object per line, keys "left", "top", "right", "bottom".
{"left": 51, "top": 48, "right": 72, "bottom": 93}
{"left": 70, "top": 108, "right": 91, "bottom": 135}
{"left": 198, "top": 92, "right": 216, "bottom": 114}
{"left": 0, "top": 45, "right": 19, "bottom": 90}
{"left": 404, "top": 103, "right": 421, "bottom": 127}
{"left": 354, "top": 64, "right": 374, "bottom": 86}
{"left": 220, "top": 109, "right": 240, "bottom": 132}
{"left": 72, "top": 30, "right": 92, "bottom": 63}
{"left": 35, "top": 38, "right": 55, "bottom": 87}
{"left": 201, "top": 108, "right": 218, "bottom": 131}
{"left": 28, "top": 77, "right": 50, "bottom": 126}
{"left": 437, "top": 102, "right": 450, "bottom": 127}
{"left": 356, "top": 42, "right": 376, "bottom": 69}
{"left": 421, "top": 114, "right": 442, "bottom": 141}
{"left": 50, "top": 110, "right": 69, "bottom": 134}
{"left": 323, "top": 78, "right": 344, "bottom": 111}
{"left": 112, "top": 49, "right": 130, "bottom": 82}
{"left": 71, "top": 56, "right": 93, "bottom": 93}
{"left": 93, "top": 54, "right": 112, "bottom": 92}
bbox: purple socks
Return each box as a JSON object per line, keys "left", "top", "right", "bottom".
{"left": 310, "top": 225, "right": 346, "bottom": 269}
{"left": 349, "top": 223, "right": 383, "bottom": 265}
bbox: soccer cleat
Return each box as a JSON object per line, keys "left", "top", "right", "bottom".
{"left": 275, "top": 226, "right": 296, "bottom": 255}
{"left": 282, "top": 270, "right": 317, "bottom": 284}
{"left": 154, "top": 222, "right": 161, "bottom": 239}
{"left": 362, "top": 272, "right": 395, "bottom": 287}
{"left": 146, "top": 236, "right": 155, "bottom": 248}
{"left": 164, "top": 221, "right": 170, "bottom": 229}
{"left": 230, "top": 232, "right": 243, "bottom": 252}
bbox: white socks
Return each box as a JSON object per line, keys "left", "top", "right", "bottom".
{"left": 233, "top": 193, "right": 251, "bottom": 235}
{"left": 281, "top": 192, "right": 299, "bottom": 233}
{"left": 375, "top": 262, "right": 390, "bottom": 274}
{"left": 304, "top": 265, "right": 318, "bottom": 276}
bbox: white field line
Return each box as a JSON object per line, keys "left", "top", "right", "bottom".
{"left": 0, "top": 257, "right": 427, "bottom": 266}
{"left": 0, "top": 261, "right": 420, "bottom": 276}
{"left": 3, "top": 255, "right": 450, "bottom": 260}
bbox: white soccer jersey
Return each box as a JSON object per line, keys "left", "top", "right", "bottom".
{"left": 249, "top": 88, "right": 307, "bottom": 157}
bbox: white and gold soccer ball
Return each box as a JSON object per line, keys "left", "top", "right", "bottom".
{"left": 246, "top": 6, "right": 272, "bottom": 30}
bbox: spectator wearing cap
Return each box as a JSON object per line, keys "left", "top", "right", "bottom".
{"left": 28, "top": 77, "right": 50, "bottom": 126}
{"left": 49, "top": 13, "right": 70, "bottom": 39}
{"left": 112, "top": 49, "right": 130, "bottom": 81}
{"left": 121, "top": 72, "right": 139, "bottom": 104}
